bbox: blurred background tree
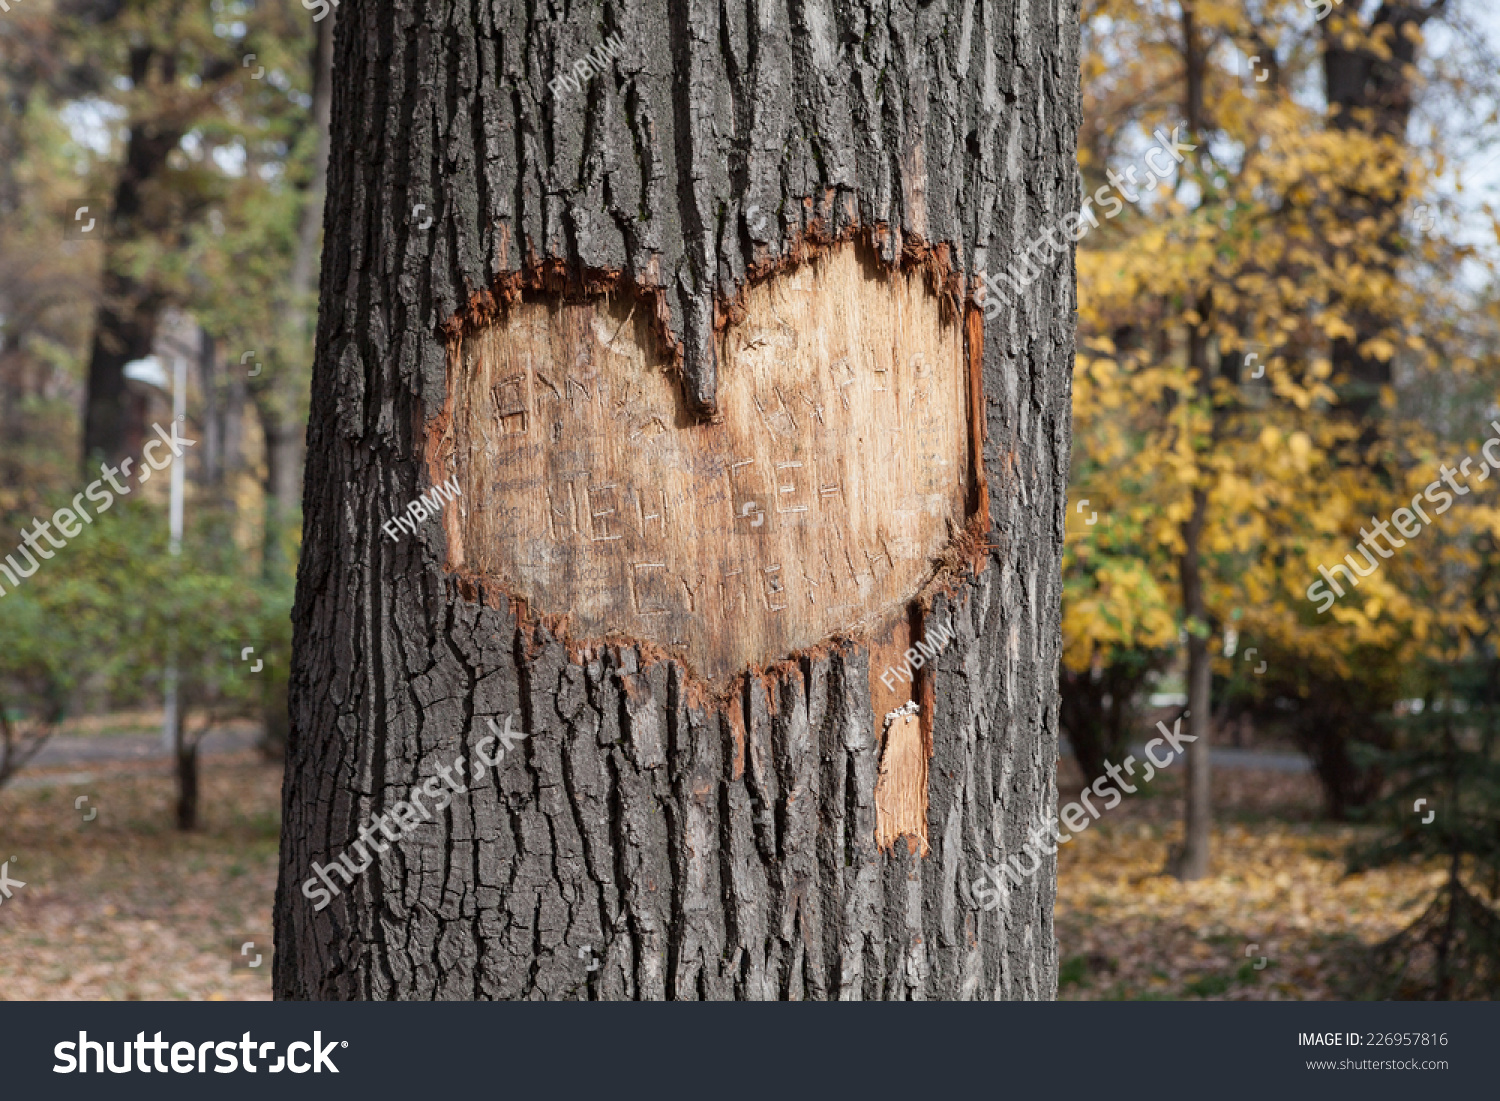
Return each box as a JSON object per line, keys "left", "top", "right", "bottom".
{"left": 0, "top": 0, "right": 327, "bottom": 798}
{"left": 1349, "top": 653, "right": 1500, "bottom": 998}
{"left": 1070, "top": 0, "right": 1500, "bottom": 982}
{"left": 0, "top": 501, "right": 286, "bottom": 827}
{"left": 0, "top": 512, "right": 126, "bottom": 786}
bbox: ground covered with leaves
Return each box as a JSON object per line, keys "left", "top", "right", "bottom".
{"left": 0, "top": 752, "right": 279, "bottom": 1000}
{"left": 1055, "top": 760, "right": 1448, "bottom": 1000}
{"left": 0, "top": 748, "right": 1458, "bottom": 1000}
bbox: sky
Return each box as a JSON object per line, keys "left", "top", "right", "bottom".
{"left": 1413, "top": 2, "right": 1500, "bottom": 290}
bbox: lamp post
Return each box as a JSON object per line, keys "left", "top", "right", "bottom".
{"left": 122, "top": 353, "right": 188, "bottom": 751}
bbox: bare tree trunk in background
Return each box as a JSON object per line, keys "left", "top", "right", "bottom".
{"left": 1168, "top": 5, "right": 1212, "bottom": 883}
{"left": 253, "top": 12, "right": 335, "bottom": 761}
{"left": 80, "top": 46, "right": 181, "bottom": 472}
{"left": 1173, "top": 311, "right": 1214, "bottom": 882}
{"left": 198, "top": 324, "right": 249, "bottom": 495}
{"left": 276, "top": 0, "right": 1080, "bottom": 1000}
{"left": 173, "top": 710, "right": 200, "bottom": 831}
{"left": 200, "top": 325, "right": 224, "bottom": 487}
{"left": 1174, "top": 497, "right": 1213, "bottom": 880}
{"left": 253, "top": 8, "right": 335, "bottom": 561}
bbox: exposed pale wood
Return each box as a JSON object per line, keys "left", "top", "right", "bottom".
{"left": 431, "top": 243, "right": 969, "bottom": 682}
{"left": 874, "top": 709, "right": 929, "bottom": 856}
{"left": 868, "top": 614, "right": 915, "bottom": 725}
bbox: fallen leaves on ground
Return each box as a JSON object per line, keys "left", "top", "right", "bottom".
{"left": 1055, "top": 760, "right": 1446, "bottom": 999}
{"left": 0, "top": 753, "right": 279, "bottom": 1001}
{"left": 0, "top": 744, "right": 1453, "bottom": 1000}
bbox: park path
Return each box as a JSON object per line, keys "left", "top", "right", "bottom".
{"left": 7, "top": 722, "right": 262, "bottom": 788}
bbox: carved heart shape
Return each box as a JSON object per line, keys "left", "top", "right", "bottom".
{"left": 431, "top": 243, "right": 974, "bottom": 682}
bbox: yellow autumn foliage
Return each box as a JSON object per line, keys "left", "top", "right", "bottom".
{"left": 1069, "top": 0, "right": 1500, "bottom": 691}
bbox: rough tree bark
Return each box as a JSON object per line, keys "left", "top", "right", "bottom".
{"left": 275, "top": 0, "right": 1079, "bottom": 999}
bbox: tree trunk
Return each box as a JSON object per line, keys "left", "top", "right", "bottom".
{"left": 174, "top": 726, "right": 199, "bottom": 832}
{"left": 253, "top": 8, "right": 335, "bottom": 571}
{"left": 1322, "top": 1, "right": 1438, "bottom": 425}
{"left": 253, "top": 11, "right": 336, "bottom": 762}
{"left": 1166, "top": 6, "right": 1213, "bottom": 884}
{"left": 1173, "top": 306, "right": 1214, "bottom": 882}
{"left": 275, "top": 0, "right": 1079, "bottom": 1000}
{"left": 1169, "top": 475, "right": 1213, "bottom": 881}
{"left": 79, "top": 46, "right": 180, "bottom": 472}
{"left": 1175, "top": 630, "right": 1212, "bottom": 879}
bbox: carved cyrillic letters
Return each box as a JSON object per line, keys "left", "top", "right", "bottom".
{"left": 432, "top": 244, "right": 971, "bottom": 681}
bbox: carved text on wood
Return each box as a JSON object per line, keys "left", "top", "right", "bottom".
{"left": 433, "top": 244, "right": 970, "bottom": 681}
